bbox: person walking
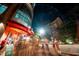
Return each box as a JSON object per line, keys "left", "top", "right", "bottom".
{"left": 53, "top": 38, "right": 61, "bottom": 56}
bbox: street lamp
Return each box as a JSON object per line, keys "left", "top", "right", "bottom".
{"left": 38, "top": 28, "right": 45, "bottom": 36}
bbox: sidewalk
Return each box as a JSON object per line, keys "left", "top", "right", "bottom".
{"left": 61, "top": 52, "right": 79, "bottom": 56}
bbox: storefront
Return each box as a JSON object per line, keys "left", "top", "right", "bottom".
{"left": 0, "top": 3, "right": 33, "bottom": 50}
{"left": 0, "top": 20, "right": 33, "bottom": 45}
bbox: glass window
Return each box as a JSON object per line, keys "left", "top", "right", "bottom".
{"left": 0, "top": 4, "right": 7, "bottom": 14}
{"left": 14, "top": 10, "right": 31, "bottom": 26}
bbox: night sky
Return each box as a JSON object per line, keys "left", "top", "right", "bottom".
{"left": 32, "top": 3, "right": 77, "bottom": 32}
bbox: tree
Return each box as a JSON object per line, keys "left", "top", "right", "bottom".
{"left": 60, "top": 16, "right": 76, "bottom": 44}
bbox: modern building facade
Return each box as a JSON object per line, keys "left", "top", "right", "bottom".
{"left": 0, "top": 3, "right": 34, "bottom": 49}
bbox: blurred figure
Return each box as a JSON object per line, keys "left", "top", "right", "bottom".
{"left": 53, "top": 38, "right": 61, "bottom": 55}
{"left": 5, "top": 38, "right": 14, "bottom": 56}
{"left": 44, "top": 38, "right": 49, "bottom": 50}
{"left": 0, "top": 39, "right": 6, "bottom": 50}
{"left": 32, "top": 37, "right": 40, "bottom": 56}
{"left": 44, "top": 38, "right": 50, "bottom": 55}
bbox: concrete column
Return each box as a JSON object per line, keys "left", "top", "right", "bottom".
{"left": 2, "top": 4, "right": 19, "bottom": 25}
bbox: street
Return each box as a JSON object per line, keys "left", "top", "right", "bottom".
{"left": 1, "top": 44, "right": 79, "bottom": 56}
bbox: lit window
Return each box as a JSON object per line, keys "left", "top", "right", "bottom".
{"left": 0, "top": 4, "right": 7, "bottom": 14}
{"left": 14, "top": 10, "right": 31, "bottom": 26}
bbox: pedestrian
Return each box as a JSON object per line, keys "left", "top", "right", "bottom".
{"left": 5, "top": 40, "right": 14, "bottom": 56}
{"left": 53, "top": 38, "right": 61, "bottom": 55}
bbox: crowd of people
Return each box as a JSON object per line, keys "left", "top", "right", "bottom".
{"left": 0, "top": 33, "right": 62, "bottom": 56}
{"left": 13, "top": 35, "right": 62, "bottom": 56}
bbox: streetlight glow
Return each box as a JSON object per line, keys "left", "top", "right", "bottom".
{"left": 39, "top": 28, "right": 45, "bottom": 35}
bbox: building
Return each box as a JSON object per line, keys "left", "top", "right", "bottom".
{"left": 47, "top": 17, "right": 63, "bottom": 40}
{"left": 76, "top": 20, "right": 79, "bottom": 43}
{"left": 0, "top": 3, "right": 34, "bottom": 49}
